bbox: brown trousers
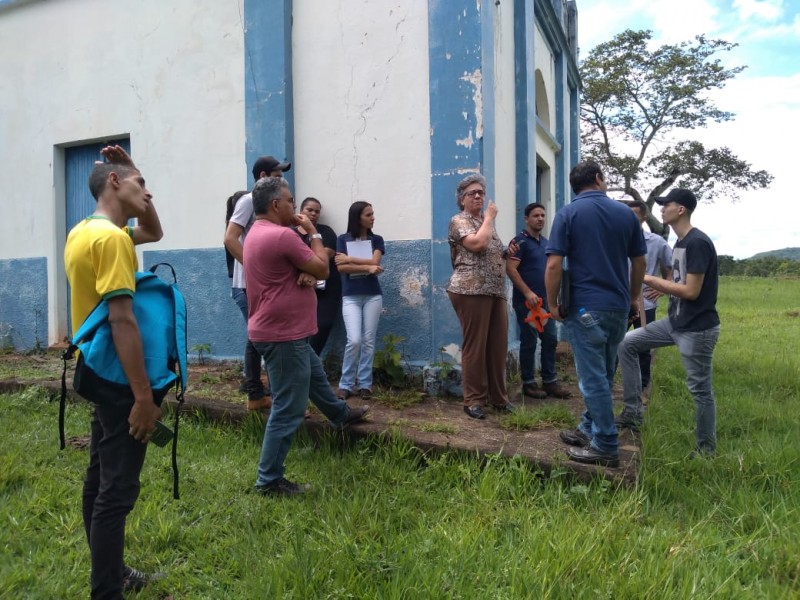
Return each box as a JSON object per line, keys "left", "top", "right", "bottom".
{"left": 448, "top": 292, "right": 509, "bottom": 407}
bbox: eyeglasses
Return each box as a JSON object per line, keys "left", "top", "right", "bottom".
{"left": 464, "top": 190, "right": 485, "bottom": 198}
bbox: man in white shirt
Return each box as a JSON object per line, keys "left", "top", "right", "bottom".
{"left": 223, "top": 155, "right": 291, "bottom": 412}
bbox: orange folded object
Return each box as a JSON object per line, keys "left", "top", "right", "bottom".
{"left": 524, "top": 298, "right": 552, "bottom": 333}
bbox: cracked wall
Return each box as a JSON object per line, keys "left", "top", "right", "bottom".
{"left": 292, "top": 0, "right": 432, "bottom": 241}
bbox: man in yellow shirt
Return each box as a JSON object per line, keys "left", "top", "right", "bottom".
{"left": 64, "top": 145, "right": 164, "bottom": 598}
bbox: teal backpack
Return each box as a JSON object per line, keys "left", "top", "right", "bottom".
{"left": 61, "top": 263, "right": 188, "bottom": 499}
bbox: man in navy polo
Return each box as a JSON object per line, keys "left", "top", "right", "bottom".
{"left": 545, "top": 161, "right": 646, "bottom": 467}
{"left": 507, "top": 202, "right": 571, "bottom": 400}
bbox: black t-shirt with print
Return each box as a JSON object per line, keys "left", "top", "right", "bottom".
{"left": 668, "top": 228, "right": 720, "bottom": 332}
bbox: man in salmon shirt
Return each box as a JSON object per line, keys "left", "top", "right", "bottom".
{"left": 243, "top": 177, "right": 369, "bottom": 496}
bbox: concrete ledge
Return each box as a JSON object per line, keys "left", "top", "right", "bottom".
{"left": 1, "top": 378, "right": 639, "bottom": 486}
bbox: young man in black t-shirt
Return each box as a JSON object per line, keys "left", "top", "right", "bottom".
{"left": 617, "top": 189, "right": 721, "bottom": 455}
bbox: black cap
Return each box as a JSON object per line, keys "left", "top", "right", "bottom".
{"left": 252, "top": 156, "right": 291, "bottom": 181}
{"left": 655, "top": 188, "right": 697, "bottom": 212}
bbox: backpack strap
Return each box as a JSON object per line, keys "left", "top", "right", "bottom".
{"left": 151, "top": 262, "right": 188, "bottom": 500}
{"left": 59, "top": 298, "right": 106, "bottom": 451}
{"left": 59, "top": 344, "right": 78, "bottom": 450}
{"left": 170, "top": 281, "right": 188, "bottom": 499}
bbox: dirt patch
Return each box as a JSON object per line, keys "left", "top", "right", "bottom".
{"left": 0, "top": 344, "right": 640, "bottom": 485}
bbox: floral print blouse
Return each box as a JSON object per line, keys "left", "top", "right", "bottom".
{"left": 446, "top": 211, "right": 506, "bottom": 298}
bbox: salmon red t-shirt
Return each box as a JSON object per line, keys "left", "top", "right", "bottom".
{"left": 243, "top": 219, "right": 318, "bottom": 342}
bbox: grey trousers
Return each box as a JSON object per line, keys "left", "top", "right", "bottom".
{"left": 619, "top": 317, "right": 720, "bottom": 453}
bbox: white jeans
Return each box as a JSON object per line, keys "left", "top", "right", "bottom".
{"left": 340, "top": 295, "right": 383, "bottom": 391}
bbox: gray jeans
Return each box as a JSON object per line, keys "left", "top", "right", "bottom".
{"left": 619, "top": 317, "right": 720, "bottom": 453}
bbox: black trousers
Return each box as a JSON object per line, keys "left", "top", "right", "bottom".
{"left": 82, "top": 401, "right": 148, "bottom": 600}
{"left": 310, "top": 292, "right": 342, "bottom": 356}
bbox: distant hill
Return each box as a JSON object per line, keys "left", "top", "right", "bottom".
{"left": 749, "top": 247, "right": 800, "bottom": 261}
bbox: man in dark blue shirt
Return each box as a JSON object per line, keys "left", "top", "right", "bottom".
{"left": 507, "top": 203, "right": 571, "bottom": 400}
{"left": 545, "top": 161, "right": 646, "bottom": 467}
{"left": 617, "top": 188, "right": 720, "bottom": 456}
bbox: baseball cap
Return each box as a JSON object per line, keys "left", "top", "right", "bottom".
{"left": 655, "top": 188, "right": 697, "bottom": 212}
{"left": 252, "top": 156, "right": 291, "bottom": 180}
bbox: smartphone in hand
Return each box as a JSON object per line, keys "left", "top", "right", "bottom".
{"left": 150, "top": 420, "right": 174, "bottom": 447}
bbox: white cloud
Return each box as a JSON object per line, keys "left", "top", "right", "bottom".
{"left": 733, "top": 0, "right": 784, "bottom": 21}
{"left": 576, "top": 0, "right": 723, "bottom": 51}
{"left": 744, "top": 13, "right": 800, "bottom": 39}
{"left": 688, "top": 73, "right": 800, "bottom": 257}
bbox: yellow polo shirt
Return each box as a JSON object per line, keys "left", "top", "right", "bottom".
{"left": 64, "top": 216, "right": 137, "bottom": 329}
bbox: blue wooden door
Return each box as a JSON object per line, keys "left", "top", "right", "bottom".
{"left": 65, "top": 138, "right": 131, "bottom": 333}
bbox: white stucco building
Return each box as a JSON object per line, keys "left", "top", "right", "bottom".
{"left": 0, "top": 0, "right": 580, "bottom": 365}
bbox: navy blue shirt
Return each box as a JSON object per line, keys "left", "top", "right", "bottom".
{"left": 547, "top": 190, "right": 646, "bottom": 312}
{"left": 336, "top": 232, "right": 385, "bottom": 296}
{"left": 509, "top": 230, "right": 548, "bottom": 306}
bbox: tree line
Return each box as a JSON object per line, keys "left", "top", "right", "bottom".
{"left": 718, "top": 255, "right": 800, "bottom": 277}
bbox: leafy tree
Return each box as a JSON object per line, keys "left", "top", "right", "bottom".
{"left": 718, "top": 254, "right": 737, "bottom": 276}
{"left": 580, "top": 29, "right": 773, "bottom": 233}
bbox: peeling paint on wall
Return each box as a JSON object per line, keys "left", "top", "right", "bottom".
{"left": 455, "top": 129, "right": 474, "bottom": 149}
{"left": 442, "top": 342, "right": 462, "bottom": 363}
{"left": 455, "top": 167, "right": 481, "bottom": 175}
{"left": 460, "top": 68, "right": 483, "bottom": 139}
{"left": 399, "top": 267, "right": 429, "bottom": 307}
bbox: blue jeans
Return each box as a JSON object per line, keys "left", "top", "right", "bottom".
{"left": 565, "top": 310, "right": 628, "bottom": 454}
{"left": 231, "top": 287, "right": 266, "bottom": 400}
{"left": 252, "top": 339, "right": 352, "bottom": 486}
{"left": 340, "top": 295, "right": 383, "bottom": 391}
{"left": 513, "top": 300, "right": 558, "bottom": 385}
{"left": 619, "top": 318, "right": 720, "bottom": 453}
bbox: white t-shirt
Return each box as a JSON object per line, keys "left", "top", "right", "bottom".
{"left": 229, "top": 192, "right": 255, "bottom": 289}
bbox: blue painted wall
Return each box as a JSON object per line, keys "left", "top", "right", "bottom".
{"left": 0, "top": 258, "right": 48, "bottom": 350}
{"left": 143, "top": 240, "right": 432, "bottom": 364}
{"left": 514, "top": 0, "right": 537, "bottom": 232}
{"left": 244, "top": 0, "right": 294, "bottom": 188}
{"left": 428, "top": 0, "right": 485, "bottom": 358}
{"left": 143, "top": 249, "right": 244, "bottom": 360}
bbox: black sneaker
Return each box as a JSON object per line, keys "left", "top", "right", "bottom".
{"left": 615, "top": 410, "right": 643, "bottom": 431}
{"left": 333, "top": 405, "right": 370, "bottom": 430}
{"left": 559, "top": 428, "right": 590, "bottom": 447}
{"left": 463, "top": 405, "right": 486, "bottom": 419}
{"left": 122, "top": 566, "right": 165, "bottom": 593}
{"left": 255, "top": 477, "right": 311, "bottom": 497}
{"left": 490, "top": 402, "right": 516, "bottom": 414}
{"left": 567, "top": 446, "right": 620, "bottom": 468}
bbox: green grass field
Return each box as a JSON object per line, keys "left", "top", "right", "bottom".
{"left": 1, "top": 277, "right": 799, "bottom": 598}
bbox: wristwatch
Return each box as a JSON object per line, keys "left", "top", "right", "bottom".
{"left": 309, "top": 233, "right": 323, "bottom": 241}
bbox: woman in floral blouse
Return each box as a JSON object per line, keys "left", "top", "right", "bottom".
{"left": 447, "top": 174, "right": 515, "bottom": 419}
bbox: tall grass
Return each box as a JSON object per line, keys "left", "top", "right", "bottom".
{"left": 1, "top": 277, "right": 798, "bottom": 598}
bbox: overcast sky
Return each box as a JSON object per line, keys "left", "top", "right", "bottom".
{"left": 576, "top": 0, "right": 800, "bottom": 258}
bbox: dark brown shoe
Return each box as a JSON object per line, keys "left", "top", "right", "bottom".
{"left": 522, "top": 383, "right": 547, "bottom": 399}
{"left": 542, "top": 382, "right": 572, "bottom": 399}
{"left": 247, "top": 396, "right": 272, "bottom": 412}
